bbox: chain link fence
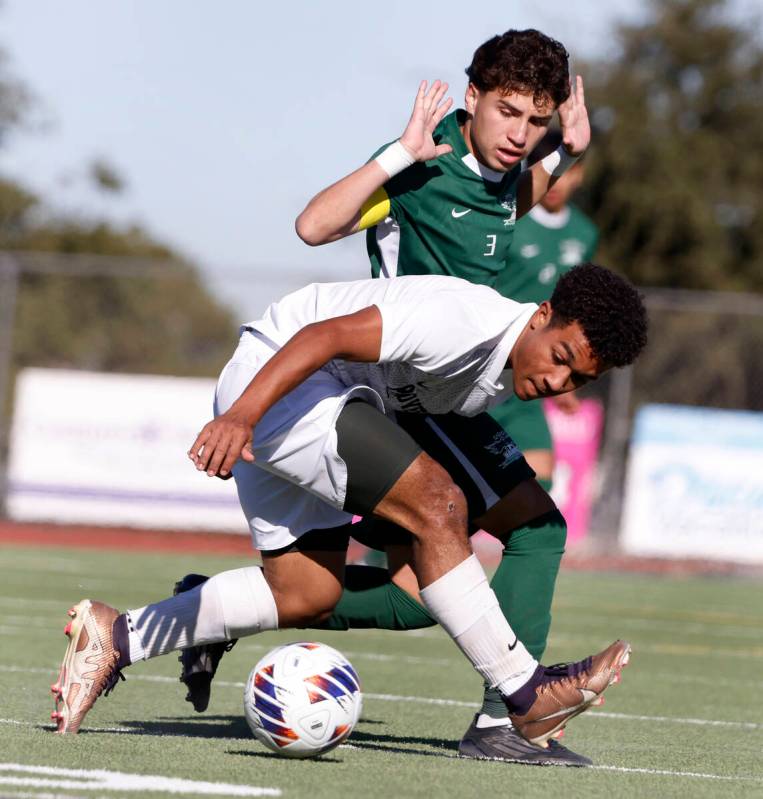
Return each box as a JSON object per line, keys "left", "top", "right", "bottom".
{"left": 2, "top": 250, "right": 762, "bottom": 542}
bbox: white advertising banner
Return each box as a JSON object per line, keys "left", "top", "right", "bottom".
{"left": 7, "top": 368, "right": 248, "bottom": 533}
{"left": 620, "top": 404, "right": 763, "bottom": 563}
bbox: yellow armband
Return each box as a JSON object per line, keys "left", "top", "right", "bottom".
{"left": 358, "top": 187, "right": 391, "bottom": 231}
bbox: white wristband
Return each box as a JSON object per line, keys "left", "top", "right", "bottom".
{"left": 375, "top": 140, "right": 416, "bottom": 179}
{"left": 539, "top": 144, "right": 580, "bottom": 177}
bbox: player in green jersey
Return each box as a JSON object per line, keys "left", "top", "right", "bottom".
{"left": 293, "top": 28, "right": 599, "bottom": 765}
{"left": 174, "top": 29, "right": 600, "bottom": 767}
{"left": 492, "top": 129, "right": 599, "bottom": 484}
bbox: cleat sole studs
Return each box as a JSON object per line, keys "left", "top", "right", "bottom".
{"left": 592, "top": 695, "right": 605, "bottom": 706}
{"left": 64, "top": 622, "right": 72, "bottom": 636}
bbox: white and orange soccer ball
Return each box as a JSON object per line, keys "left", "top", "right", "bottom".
{"left": 244, "top": 642, "right": 362, "bottom": 758}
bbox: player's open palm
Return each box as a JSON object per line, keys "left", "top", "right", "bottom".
{"left": 558, "top": 75, "right": 590, "bottom": 157}
{"left": 188, "top": 412, "right": 254, "bottom": 478}
{"left": 399, "top": 80, "right": 454, "bottom": 162}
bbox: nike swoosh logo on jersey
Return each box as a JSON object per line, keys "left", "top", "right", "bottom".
{"left": 451, "top": 208, "right": 472, "bottom": 218}
{"left": 508, "top": 637, "right": 518, "bottom": 651}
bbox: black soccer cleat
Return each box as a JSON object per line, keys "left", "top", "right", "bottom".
{"left": 458, "top": 715, "right": 593, "bottom": 767}
{"left": 173, "top": 574, "right": 238, "bottom": 713}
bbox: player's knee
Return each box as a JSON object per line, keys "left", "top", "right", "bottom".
{"left": 414, "top": 477, "right": 468, "bottom": 542}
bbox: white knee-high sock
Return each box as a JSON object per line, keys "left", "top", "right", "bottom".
{"left": 419, "top": 555, "right": 538, "bottom": 697}
{"left": 126, "top": 566, "right": 278, "bottom": 661}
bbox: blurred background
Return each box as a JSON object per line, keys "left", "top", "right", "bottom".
{"left": 1, "top": 0, "right": 762, "bottom": 565}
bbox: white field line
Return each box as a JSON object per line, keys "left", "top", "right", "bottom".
{"left": 587, "top": 765, "right": 763, "bottom": 782}
{"left": 4, "top": 593, "right": 762, "bottom": 631}
{"left": 238, "top": 640, "right": 452, "bottom": 667}
{"left": 568, "top": 615, "right": 763, "bottom": 641}
{"left": 0, "top": 792, "right": 89, "bottom": 799}
{"left": 0, "top": 596, "right": 70, "bottom": 609}
{"left": 7, "top": 617, "right": 758, "bottom": 661}
{"left": 546, "top": 633, "right": 763, "bottom": 660}
{"left": 340, "top": 742, "right": 763, "bottom": 781}
{"left": 653, "top": 671, "right": 763, "bottom": 689}
{"left": 552, "top": 599, "right": 763, "bottom": 627}
{"left": 0, "top": 764, "right": 280, "bottom": 797}
{"left": 3, "top": 663, "right": 762, "bottom": 732}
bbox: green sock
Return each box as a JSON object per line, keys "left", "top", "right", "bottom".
{"left": 480, "top": 504, "right": 567, "bottom": 720}
{"left": 313, "top": 565, "right": 436, "bottom": 631}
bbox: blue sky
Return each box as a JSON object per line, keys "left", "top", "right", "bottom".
{"left": 2, "top": 1, "right": 756, "bottom": 314}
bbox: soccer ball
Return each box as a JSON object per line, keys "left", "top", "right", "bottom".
{"left": 244, "top": 641, "right": 362, "bottom": 758}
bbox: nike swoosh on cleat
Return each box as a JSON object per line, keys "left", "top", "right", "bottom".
{"left": 580, "top": 688, "right": 598, "bottom": 703}
{"left": 451, "top": 208, "right": 471, "bottom": 218}
{"left": 536, "top": 702, "right": 588, "bottom": 721}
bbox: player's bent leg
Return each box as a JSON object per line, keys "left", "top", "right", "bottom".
{"left": 298, "top": 401, "right": 560, "bottom": 734}
{"left": 171, "top": 394, "right": 424, "bottom": 715}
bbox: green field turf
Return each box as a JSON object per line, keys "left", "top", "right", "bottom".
{"left": 1, "top": 544, "right": 762, "bottom": 798}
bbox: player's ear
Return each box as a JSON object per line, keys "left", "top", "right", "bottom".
{"left": 465, "top": 83, "right": 479, "bottom": 115}
{"left": 535, "top": 301, "right": 553, "bottom": 329}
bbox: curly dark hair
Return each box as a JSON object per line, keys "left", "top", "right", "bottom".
{"left": 549, "top": 263, "right": 648, "bottom": 367}
{"left": 465, "top": 29, "right": 570, "bottom": 108}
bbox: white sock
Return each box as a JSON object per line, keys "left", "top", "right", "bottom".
{"left": 419, "top": 555, "right": 538, "bottom": 697}
{"left": 126, "top": 566, "right": 278, "bottom": 661}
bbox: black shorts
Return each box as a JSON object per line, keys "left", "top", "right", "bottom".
{"left": 295, "top": 402, "right": 534, "bottom": 553}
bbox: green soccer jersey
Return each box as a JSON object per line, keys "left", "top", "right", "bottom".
{"left": 366, "top": 110, "right": 521, "bottom": 288}
{"left": 496, "top": 203, "right": 598, "bottom": 303}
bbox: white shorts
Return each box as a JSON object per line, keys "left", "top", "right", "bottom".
{"left": 215, "top": 330, "right": 384, "bottom": 551}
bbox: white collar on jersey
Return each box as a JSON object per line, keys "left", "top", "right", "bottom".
{"left": 461, "top": 153, "right": 505, "bottom": 183}
{"left": 529, "top": 204, "right": 571, "bottom": 229}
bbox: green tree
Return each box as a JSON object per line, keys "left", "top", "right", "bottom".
{"left": 1, "top": 189, "right": 237, "bottom": 377}
{"left": 0, "top": 36, "right": 236, "bottom": 378}
{"left": 582, "top": 0, "right": 763, "bottom": 291}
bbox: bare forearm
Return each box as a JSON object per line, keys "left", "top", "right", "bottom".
{"left": 295, "top": 161, "right": 389, "bottom": 246}
{"left": 188, "top": 306, "right": 382, "bottom": 477}
{"left": 231, "top": 319, "right": 375, "bottom": 425}
{"left": 295, "top": 81, "right": 453, "bottom": 247}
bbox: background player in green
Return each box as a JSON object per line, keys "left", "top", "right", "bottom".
{"left": 492, "top": 129, "right": 599, "bottom": 486}
{"left": 176, "top": 29, "right": 596, "bottom": 766}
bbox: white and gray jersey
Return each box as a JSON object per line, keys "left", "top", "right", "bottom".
{"left": 245, "top": 275, "right": 536, "bottom": 417}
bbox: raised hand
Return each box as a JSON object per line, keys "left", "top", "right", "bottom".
{"left": 558, "top": 75, "right": 590, "bottom": 157}
{"left": 188, "top": 411, "right": 255, "bottom": 478}
{"left": 399, "top": 80, "right": 454, "bottom": 162}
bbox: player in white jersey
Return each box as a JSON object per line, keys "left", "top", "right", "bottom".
{"left": 51, "top": 265, "right": 646, "bottom": 744}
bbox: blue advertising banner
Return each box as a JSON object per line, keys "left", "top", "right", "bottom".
{"left": 620, "top": 404, "right": 763, "bottom": 563}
